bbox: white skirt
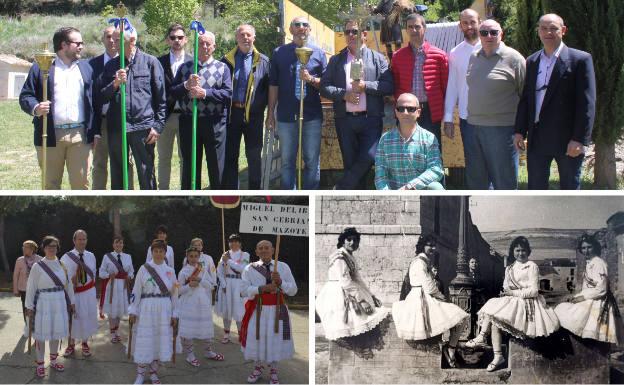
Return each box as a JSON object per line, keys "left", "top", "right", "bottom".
{"left": 72, "top": 287, "right": 98, "bottom": 340}
{"left": 216, "top": 277, "right": 245, "bottom": 322}
{"left": 243, "top": 304, "right": 294, "bottom": 362}
{"left": 130, "top": 297, "right": 175, "bottom": 364}
{"left": 555, "top": 298, "right": 622, "bottom": 344}
{"left": 33, "top": 290, "right": 70, "bottom": 341}
{"left": 478, "top": 295, "right": 559, "bottom": 338}
{"left": 316, "top": 281, "right": 389, "bottom": 340}
{"left": 179, "top": 289, "right": 214, "bottom": 340}
{"left": 103, "top": 278, "right": 130, "bottom": 319}
{"left": 392, "top": 287, "right": 468, "bottom": 340}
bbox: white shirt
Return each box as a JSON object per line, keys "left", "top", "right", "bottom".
{"left": 60, "top": 248, "right": 96, "bottom": 286}
{"left": 443, "top": 40, "right": 481, "bottom": 122}
{"left": 535, "top": 42, "right": 564, "bottom": 123}
{"left": 99, "top": 251, "right": 135, "bottom": 279}
{"left": 170, "top": 50, "right": 186, "bottom": 78}
{"left": 52, "top": 56, "right": 85, "bottom": 125}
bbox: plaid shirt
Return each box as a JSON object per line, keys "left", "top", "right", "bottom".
{"left": 374, "top": 125, "right": 443, "bottom": 190}
{"left": 411, "top": 45, "right": 428, "bottom": 102}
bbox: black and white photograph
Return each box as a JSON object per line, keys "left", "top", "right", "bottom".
{"left": 315, "top": 195, "right": 624, "bottom": 384}
{"left": 0, "top": 195, "right": 309, "bottom": 384}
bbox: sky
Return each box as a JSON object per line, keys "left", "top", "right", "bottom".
{"left": 469, "top": 196, "right": 624, "bottom": 232}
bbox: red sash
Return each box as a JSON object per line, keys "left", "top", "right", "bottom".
{"left": 75, "top": 279, "right": 95, "bottom": 293}
{"left": 239, "top": 293, "right": 284, "bottom": 347}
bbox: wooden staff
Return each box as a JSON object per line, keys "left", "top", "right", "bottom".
{"left": 274, "top": 235, "right": 281, "bottom": 333}
{"left": 171, "top": 283, "right": 179, "bottom": 364}
{"left": 127, "top": 316, "right": 133, "bottom": 359}
{"left": 28, "top": 313, "right": 33, "bottom": 354}
{"left": 109, "top": 276, "right": 114, "bottom": 304}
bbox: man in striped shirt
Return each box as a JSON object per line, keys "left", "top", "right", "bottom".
{"left": 374, "top": 93, "right": 444, "bottom": 190}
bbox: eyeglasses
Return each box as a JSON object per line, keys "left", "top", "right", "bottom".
{"left": 344, "top": 29, "right": 359, "bottom": 36}
{"left": 292, "top": 22, "right": 309, "bottom": 28}
{"left": 396, "top": 106, "right": 420, "bottom": 113}
{"left": 169, "top": 35, "right": 185, "bottom": 41}
{"left": 67, "top": 41, "right": 84, "bottom": 47}
{"left": 479, "top": 30, "right": 500, "bottom": 37}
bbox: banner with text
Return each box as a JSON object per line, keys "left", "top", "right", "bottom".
{"left": 239, "top": 203, "right": 308, "bottom": 237}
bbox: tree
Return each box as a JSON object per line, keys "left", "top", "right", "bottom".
{"left": 218, "top": 0, "right": 281, "bottom": 56}
{"left": 143, "top": 0, "right": 200, "bottom": 39}
{"left": 548, "top": 0, "right": 624, "bottom": 188}
{"left": 0, "top": 197, "right": 39, "bottom": 279}
{"left": 507, "top": 0, "right": 544, "bottom": 57}
{"left": 437, "top": 0, "right": 474, "bottom": 21}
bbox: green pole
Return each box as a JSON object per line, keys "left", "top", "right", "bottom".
{"left": 119, "top": 19, "right": 128, "bottom": 190}
{"left": 191, "top": 27, "right": 198, "bottom": 191}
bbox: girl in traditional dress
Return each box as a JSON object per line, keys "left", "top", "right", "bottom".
{"left": 316, "top": 227, "right": 389, "bottom": 340}
{"left": 555, "top": 233, "right": 623, "bottom": 345}
{"left": 99, "top": 236, "right": 134, "bottom": 343}
{"left": 129, "top": 239, "right": 179, "bottom": 385}
{"left": 14, "top": 240, "right": 42, "bottom": 326}
{"left": 178, "top": 247, "right": 223, "bottom": 366}
{"left": 25, "top": 236, "right": 75, "bottom": 378}
{"left": 216, "top": 233, "right": 250, "bottom": 343}
{"left": 392, "top": 234, "right": 469, "bottom": 368}
{"left": 466, "top": 236, "right": 560, "bottom": 372}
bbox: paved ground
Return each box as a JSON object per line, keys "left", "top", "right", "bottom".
{"left": 0, "top": 293, "right": 308, "bottom": 384}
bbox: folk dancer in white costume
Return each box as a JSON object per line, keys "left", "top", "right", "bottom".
{"left": 466, "top": 236, "right": 560, "bottom": 372}
{"left": 240, "top": 240, "right": 297, "bottom": 384}
{"left": 216, "top": 233, "right": 250, "bottom": 343}
{"left": 316, "top": 227, "right": 390, "bottom": 340}
{"left": 25, "top": 236, "right": 75, "bottom": 378}
{"left": 128, "top": 239, "right": 179, "bottom": 385}
{"left": 555, "top": 234, "right": 623, "bottom": 345}
{"left": 61, "top": 229, "right": 98, "bottom": 358}
{"left": 178, "top": 247, "right": 224, "bottom": 367}
{"left": 392, "top": 234, "right": 469, "bottom": 368}
{"left": 99, "top": 235, "right": 135, "bottom": 343}
{"left": 146, "top": 225, "right": 175, "bottom": 268}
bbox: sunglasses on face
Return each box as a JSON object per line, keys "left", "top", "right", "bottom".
{"left": 479, "top": 29, "right": 500, "bottom": 37}
{"left": 396, "top": 106, "right": 420, "bottom": 113}
{"left": 169, "top": 35, "right": 185, "bottom": 41}
{"left": 345, "top": 29, "right": 359, "bottom": 36}
{"left": 292, "top": 22, "right": 309, "bottom": 28}
{"left": 67, "top": 40, "right": 84, "bottom": 47}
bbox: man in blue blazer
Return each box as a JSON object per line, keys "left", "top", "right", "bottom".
{"left": 514, "top": 13, "right": 596, "bottom": 190}
{"left": 320, "top": 19, "right": 394, "bottom": 189}
{"left": 20, "top": 26, "right": 96, "bottom": 190}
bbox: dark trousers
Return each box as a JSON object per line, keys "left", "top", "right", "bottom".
{"left": 109, "top": 128, "right": 157, "bottom": 190}
{"left": 222, "top": 108, "right": 263, "bottom": 189}
{"left": 335, "top": 115, "right": 383, "bottom": 189}
{"left": 179, "top": 115, "right": 226, "bottom": 190}
{"left": 527, "top": 151, "right": 584, "bottom": 190}
{"left": 417, "top": 102, "right": 442, "bottom": 145}
{"left": 20, "top": 291, "right": 26, "bottom": 323}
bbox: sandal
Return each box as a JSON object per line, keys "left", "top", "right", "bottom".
{"left": 465, "top": 335, "right": 487, "bottom": 348}
{"left": 149, "top": 371, "right": 161, "bottom": 384}
{"left": 186, "top": 357, "right": 200, "bottom": 367}
{"left": 35, "top": 361, "right": 45, "bottom": 378}
{"left": 111, "top": 335, "right": 122, "bottom": 343}
{"left": 443, "top": 346, "right": 457, "bottom": 368}
{"left": 486, "top": 356, "right": 506, "bottom": 372}
{"left": 204, "top": 351, "right": 224, "bottom": 361}
{"left": 221, "top": 335, "right": 230, "bottom": 344}
{"left": 82, "top": 342, "right": 92, "bottom": 357}
{"left": 133, "top": 374, "right": 145, "bottom": 384}
{"left": 50, "top": 361, "right": 65, "bottom": 372}
{"left": 63, "top": 344, "right": 75, "bottom": 357}
{"left": 247, "top": 365, "right": 263, "bottom": 383}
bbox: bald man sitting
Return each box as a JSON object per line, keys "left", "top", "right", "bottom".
{"left": 374, "top": 93, "right": 444, "bottom": 190}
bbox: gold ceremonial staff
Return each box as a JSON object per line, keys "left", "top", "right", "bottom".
{"left": 294, "top": 46, "right": 313, "bottom": 190}
{"left": 34, "top": 43, "right": 56, "bottom": 190}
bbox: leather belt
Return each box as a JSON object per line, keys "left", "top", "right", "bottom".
{"left": 226, "top": 273, "right": 241, "bottom": 279}
{"left": 232, "top": 102, "right": 245, "bottom": 109}
{"left": 345, "top": 111, "right": 366, "bottom": 117}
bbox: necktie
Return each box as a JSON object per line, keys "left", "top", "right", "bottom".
{"left": 117, "top": 253, "right": 123, "bottom": 270}
{"left": 263, "top": 262, "right": 272, "bottom": 284}
{"left": 294, "top": 62, "right": 307, "bottom": 100}
{"left": 78, "top": 253, "right": 86, "bottom": 284}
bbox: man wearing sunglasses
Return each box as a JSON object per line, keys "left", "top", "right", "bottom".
{"left": 266, "top": 17, "right": 327, "bottom": 190}
{"left": 157, "top": 24, "right": 191, "bottom": 190}
{"left": 374, "top": 93, "right": 444, "bottom": 190}
{"left": 514, "top": 14, "right": 595, "bottom": 190}
{"left": 391, "top": 13, "right": 448, "bottom": 146}
{"left": 320, "top": 19, "right": 393, "bottom": 189}
{"left": 20, "top": 26, "right": 96, "bottom": 190}
{"left": 466, "top": 19, "right": 525, "bottom": 190}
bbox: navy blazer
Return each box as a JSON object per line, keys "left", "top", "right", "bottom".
{"left": 88, "top": 53, "right": 108, "bottom": 137}
{"left": 515, "top": 44, "right": 596, "bottom": 156}
{"left": 19, "top": 59, "right": 95, "bottom": 147}
{"left": 320, "top": 46, "right": 394, "bottom": 118}
{"left": 157, "top": 51, "right": 193, "bottom": 117}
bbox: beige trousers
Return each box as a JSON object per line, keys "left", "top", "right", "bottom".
{"left": 157, "top": 112, "right": 182, "bottom": 190}
{"left": 91, "top": 118, "right": 134, "bottom": 190}
{"left": 36, "top": 127, "right": 92, "bottom": 190}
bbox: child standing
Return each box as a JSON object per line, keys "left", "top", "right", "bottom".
{"left": 99, "top": 236, "right": 135, "bottom": 343}
{"left": 129, "top": 239, "right": 179, "bottom": 384}
{"left": 178, "top": 247, "right": 223, "bottom": 366}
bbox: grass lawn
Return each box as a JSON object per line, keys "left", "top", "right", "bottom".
{"left": 0, "top": 100, "right": 248, "bottom": 190}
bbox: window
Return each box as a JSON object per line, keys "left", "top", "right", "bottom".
{"left": 8, "top": 72, "right": 28, "bottom": 99}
